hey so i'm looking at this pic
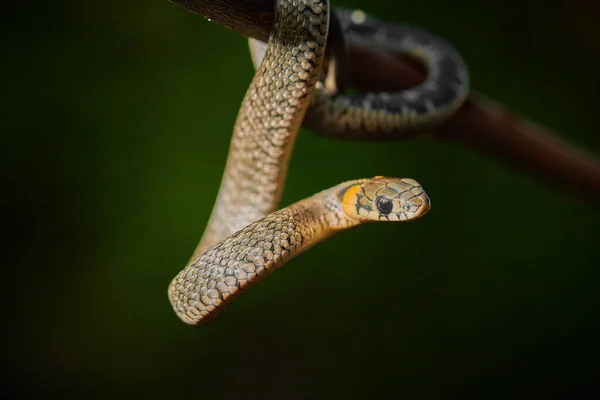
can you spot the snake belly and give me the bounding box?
[189,0,330,261]
[169,177,430,324]
[249,7,470,140]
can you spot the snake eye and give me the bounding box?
[375,196,393,215]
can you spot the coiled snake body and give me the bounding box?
[249,7,469,139]
[168,0,469,324]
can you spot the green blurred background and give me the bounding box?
[5,0,600,397]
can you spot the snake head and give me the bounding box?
[341,176,430,221]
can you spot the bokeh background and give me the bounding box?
[5,0,600,397]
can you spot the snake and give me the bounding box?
[168,0,468,324]
[169,176,430,324]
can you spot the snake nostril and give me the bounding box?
[414,194,431,216]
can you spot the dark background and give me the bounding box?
[4,0,600,397]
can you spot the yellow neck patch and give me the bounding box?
[341,184,363,216]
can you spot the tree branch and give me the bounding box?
[171,0,273,41]
[349,46,600,203]
[169,0,600,203]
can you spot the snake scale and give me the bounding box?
[168,0,469,324]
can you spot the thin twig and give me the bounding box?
[169,0,600,203]
[172,0,273,41]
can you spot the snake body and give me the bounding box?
[189,0,330,259]
[169,177,430,324]
[249,7,470,140]
[168,0,468,324]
